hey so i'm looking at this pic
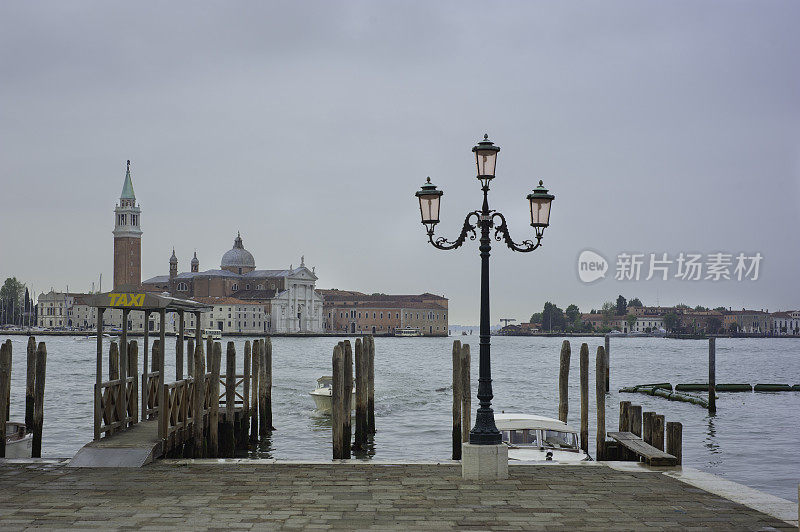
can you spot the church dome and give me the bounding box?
[221,232,255,273]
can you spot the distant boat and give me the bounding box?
[394,326,422,337]
[184,329,222,340]
[3,421,32,458]
[77,333,116,340]
[461,331,468,336]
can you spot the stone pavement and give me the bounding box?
[0,461,794,530]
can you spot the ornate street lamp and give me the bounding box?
[415,134,555,445]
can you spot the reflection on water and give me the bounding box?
[704,415,720,454]
[0,334,797,502]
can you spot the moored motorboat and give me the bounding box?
[495,413,591,462]
[3,421,32,459]
[309,376,355,415]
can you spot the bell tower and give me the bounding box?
[113,160,142,290]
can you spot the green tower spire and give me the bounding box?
[121,159,135,200]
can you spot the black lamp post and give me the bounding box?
[415,134,555,445]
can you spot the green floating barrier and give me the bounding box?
[716,384,752,392]
[635,382,672,391]
[793,385,800,391]
[754,383,792,392]
[675,383,709,392]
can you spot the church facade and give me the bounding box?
[141,235,324,334]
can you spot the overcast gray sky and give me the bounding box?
[1,1,798,324]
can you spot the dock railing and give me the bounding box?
[94,376,137,439]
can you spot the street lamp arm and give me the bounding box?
[428,211,481,250]
[491,212,542,253]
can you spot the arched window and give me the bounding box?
[176,282,188,291]
[232,283,239,291]
[246,284,250,290]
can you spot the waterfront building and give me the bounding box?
[770,311,800,336]
[633,316,664,333]
[726,309,771,334]
[174,297,268,335]
[142,236,324,333]
[319,290,448,336]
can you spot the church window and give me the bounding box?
[232,284,239,291]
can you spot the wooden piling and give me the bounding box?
[222,342,236,457]
[32,342,47,458]
[176,309,185,380]
[579,343,589,454]
[452,340,462,460]
[343,340,353,457]
[242,340,251,445]
[558,340,571,423]
[192,343,205,458]
[629,404,642,438]
[258,339,269,437]
[206,337,213,375]
[208,342,221,457]
[264,336,273,431]
[109,342,120,381]
[652,414,665,451]
[367,335,375,434]
[0,341,10,457]
[619,401,631,432]
[129,341,139,423]
[642,411,654,446]
[595,345,606,460]
[151,340,161,376]
[332,343,345,459]
[666,421,682,464]
[251,340,260,440]
[26,337,36,430]
[460,343,471,444]
[354,338,367,451]
[604,335,610,393]
[186,338,194,377]
[708,338,716,414]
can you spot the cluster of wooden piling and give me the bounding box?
[556,341,602,456]
[96,335,276,459]
[0,338,47,458]
[162,338,274,458]
[451,340,470,460]
[331,337,375,459]
[607,401,682,466]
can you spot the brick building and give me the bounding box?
[319,290,448,336]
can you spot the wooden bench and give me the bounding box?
[607,431,677,466]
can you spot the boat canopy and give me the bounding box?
[494,413,579,434]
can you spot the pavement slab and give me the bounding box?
[0,461,795,531]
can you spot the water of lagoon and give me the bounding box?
[1,334,798,502]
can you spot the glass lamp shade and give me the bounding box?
[527,180,555,227]
[415,177,443,226]
[472,134,500,182]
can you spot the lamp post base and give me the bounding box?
[461,443,509,481]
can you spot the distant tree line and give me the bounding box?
[0,277,35,326]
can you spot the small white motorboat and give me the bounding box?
[495,413,591,462]
[3,421,32,459]
[309,376,355,415]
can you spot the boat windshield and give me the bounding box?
[542,430,578,450]
[501,429,539,447]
